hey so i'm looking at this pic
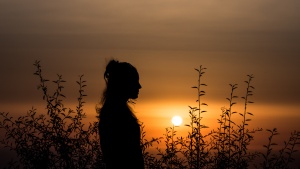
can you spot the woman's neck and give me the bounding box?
[105,96,128,106]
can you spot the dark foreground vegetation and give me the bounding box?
[1,61,299,169]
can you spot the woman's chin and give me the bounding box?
[130,94,139,99]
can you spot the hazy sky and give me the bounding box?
[0,1,300,165]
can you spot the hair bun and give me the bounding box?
[104,59,119,79]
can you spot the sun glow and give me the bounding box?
[171,116,182,126]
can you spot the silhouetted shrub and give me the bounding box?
[143,66,300,169]
[0,61,105,169]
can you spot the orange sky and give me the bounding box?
[1,0,300,166]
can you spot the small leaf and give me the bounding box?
[247,112,253,116]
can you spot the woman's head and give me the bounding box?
[102,59,141,103]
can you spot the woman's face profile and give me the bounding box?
[126,71,142,99]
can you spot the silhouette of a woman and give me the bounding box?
[98,59,144,169]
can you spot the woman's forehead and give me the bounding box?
[130,70,139,79]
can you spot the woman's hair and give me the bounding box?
[97,59,139,121]
[101,59,138,104]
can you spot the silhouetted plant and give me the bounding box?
[0,61,105,168]
[152,66,299,169]
[256,128,300,169]
[157,127,186,169]
[140,122,162,169]
[178,66,212,169]
[210,75,263,169]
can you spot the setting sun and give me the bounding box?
[171,116,183,126]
